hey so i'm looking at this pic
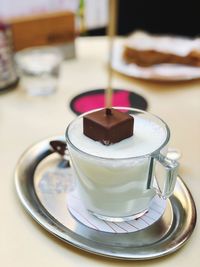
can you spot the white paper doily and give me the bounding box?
[68,190,166,234]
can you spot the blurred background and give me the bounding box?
[1,0,200,94]
[1,0,200,38]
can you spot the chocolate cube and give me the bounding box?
[83,108,134,145]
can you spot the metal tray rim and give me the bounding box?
[14,136,197,260]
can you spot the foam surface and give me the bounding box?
[68,115,167,158]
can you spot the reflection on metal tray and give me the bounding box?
[15,136,197,260]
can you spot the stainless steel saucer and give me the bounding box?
[15,136,197,260]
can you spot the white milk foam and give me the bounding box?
[68,115,167,158]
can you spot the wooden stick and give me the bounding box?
[106,0,118,109]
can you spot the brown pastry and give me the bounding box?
[123,31,200,67]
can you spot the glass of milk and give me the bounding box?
[65,108,179,222]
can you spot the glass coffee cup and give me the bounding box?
[65,108,179,222]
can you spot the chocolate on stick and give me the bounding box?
[83,108,134,145]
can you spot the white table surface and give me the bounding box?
[0,37,199,267]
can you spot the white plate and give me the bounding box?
[112,42,200,81]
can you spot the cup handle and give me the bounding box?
[152,153,179,199]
